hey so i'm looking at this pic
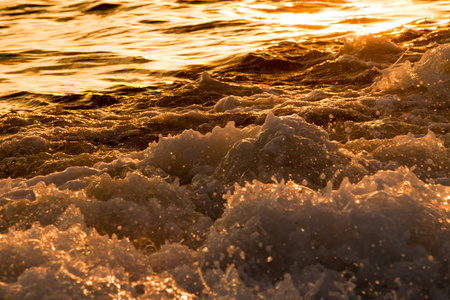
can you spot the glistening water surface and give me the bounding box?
[0,0,448,95]
[0,0,449,299]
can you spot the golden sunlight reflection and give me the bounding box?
[0,0,447,95]
[230,0,437,39]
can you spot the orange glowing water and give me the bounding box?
[0,0,448,95]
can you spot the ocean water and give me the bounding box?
[0,0,449,298]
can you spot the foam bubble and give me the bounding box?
[373,43,450,97]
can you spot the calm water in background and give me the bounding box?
[0,0,448,96]
[0,1,450,299]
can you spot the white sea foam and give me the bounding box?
[373,43,450,97]
[0,166,448,299]
[133,119,261,180]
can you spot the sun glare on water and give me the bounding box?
[230,0,440,40]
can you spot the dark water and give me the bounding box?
[0,0,449,299]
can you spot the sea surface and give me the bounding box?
[0,0,449,299]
